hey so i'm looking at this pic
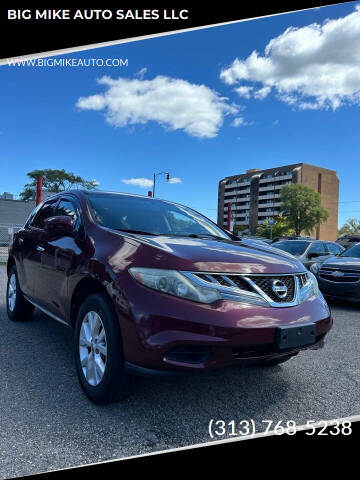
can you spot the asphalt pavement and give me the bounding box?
[0,264,359,478]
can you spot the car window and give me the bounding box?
[341,243,360,258]
[25,203,43,227]
[326,243,342,255]
[271,240,309,256]
[55,198,81,228]
[166,210,205,235]
[308,242,327,256]
[87,194,231,239]
[30,198,59,230]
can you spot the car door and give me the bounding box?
[15,198,59,300]
[34,196,85,320]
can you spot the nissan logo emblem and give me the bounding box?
[271,279,288,299]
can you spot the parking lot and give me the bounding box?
[0,263,359,478]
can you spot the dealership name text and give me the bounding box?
[7,9,189,20]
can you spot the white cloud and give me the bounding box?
[232,116,254,127]
[254,86,271,100]
[122,177,182,188]
[122,178,153,188]
[234,86,253,99]
[168,177,182,184]
[76,74,239,138]
[220,6,360,110]
[135,67,147,80]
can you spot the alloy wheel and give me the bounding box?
[79,311,108,386]
[7,273,17,312]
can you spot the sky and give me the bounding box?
[1,2,360,228]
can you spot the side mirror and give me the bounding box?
[44,216,74,234]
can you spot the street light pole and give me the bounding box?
[153,172,170,198]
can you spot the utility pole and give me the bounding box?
[36,176,43,205]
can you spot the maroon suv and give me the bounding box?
[6,190,332,404]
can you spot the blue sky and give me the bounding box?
[1,2,360,227]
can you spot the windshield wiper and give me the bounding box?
[186,233,231,241]
[116,229,157,236]
[116,230,233,241]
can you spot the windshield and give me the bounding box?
[87,194,231,239]
[340,244,360,258]
[272,240,310,256]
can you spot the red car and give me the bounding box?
[6,190,332,404]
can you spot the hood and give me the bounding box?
[321,255,360,271]
[122,233,305,274]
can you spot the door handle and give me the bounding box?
[36,245,45,252]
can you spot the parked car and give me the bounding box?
[310,243,360,302]
[336,235,360,249]
[239,235,271,247]
[6,190,332,404]
[271,239,344,270]
[271,235,315,243]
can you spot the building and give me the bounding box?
[0,198,36,248]
[218,163,339,241]
[0,190,56,250]
[0,198,36,225]
[28,189,56,201]
[0,192,14,200]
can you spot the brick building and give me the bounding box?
[218,163,339,240]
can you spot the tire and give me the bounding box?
[74,292,129,404]
[6,265,34,321]
[259,353,298,367]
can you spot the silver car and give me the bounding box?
[271,239,345,270]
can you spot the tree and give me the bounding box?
[338,218,360,236]
[20,169,99,201]
[279,183,328,236]
[255,214,294,239]
[233,224,248,236]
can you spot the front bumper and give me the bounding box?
[112,279,332,373]
[318,277,360,302]
[125,333,329,376]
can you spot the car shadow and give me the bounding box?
[0,296,345,475]
[0,305,292,434]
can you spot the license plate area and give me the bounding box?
[275,323,316,350]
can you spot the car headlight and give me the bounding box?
[299,271,319,302]
[309,262,320,275]
[129,268,221,304]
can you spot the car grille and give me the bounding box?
[193,273,254,292]
[319,267,360,283]
[247,275,296,303]
[193,272,306,304]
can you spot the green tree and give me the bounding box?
[255,214,294,239]
[233,224,248,236]
[279,183,328,236]
[20,169,98,200]
[338,218,360,236]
